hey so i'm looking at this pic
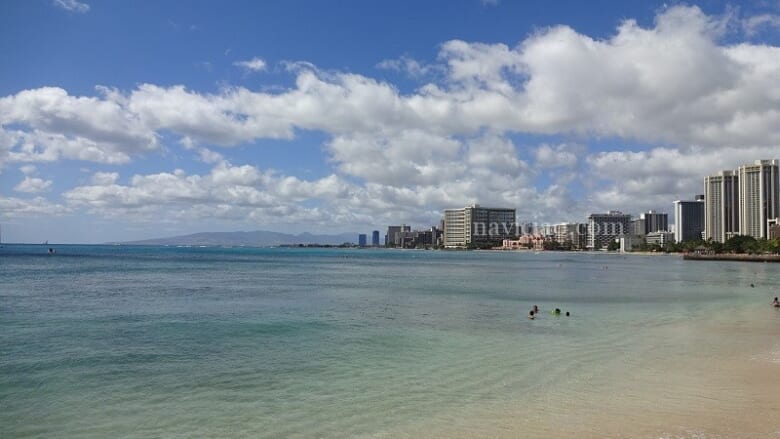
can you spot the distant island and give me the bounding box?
[110,230,357,247]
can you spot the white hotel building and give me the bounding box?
[704,170,739,243]
[737,159,779,239]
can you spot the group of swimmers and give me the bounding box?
[528,305,570,320]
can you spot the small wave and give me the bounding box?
[749,344,780,364]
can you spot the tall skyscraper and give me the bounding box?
[358,234,367,247]
[442,205,516,248]
[737,159,780,239]
[371,230,380,247]
[673,195,705,243]
[586,211,631,249]
[640,210,669,234]
[704,170,739,243]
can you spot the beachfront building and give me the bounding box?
[443,205,516,248]
[587,211,631,250]
[371,230,380,247]
[673,195,705,243]
[737,159,780,239]
[704,170,739,243]
[618,235,644,253]
[358,234,367,247]
[551,223,587,250]
[646,231,675,249]
[640,210,669,234]
[631,218,645,237]
[385,224,410,247]
[501,235,546,251]
[769,218,780,240]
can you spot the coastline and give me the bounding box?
[683,253,780,262]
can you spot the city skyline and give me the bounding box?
[2,1,780,243]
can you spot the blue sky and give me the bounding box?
[1,0,779,243]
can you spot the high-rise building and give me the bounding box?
[673,195,705,243]
[737,159,780,239]
[358,234,367,247]
[704,170,739,243]
[371,230,380,247]
[442,205,516,248]
[551,223,587,249]
[385,224,410,247]
[587,211,631,250]
[640,210,668,234]
[631,218,645,237]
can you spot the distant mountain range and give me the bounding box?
[112,230,358,247]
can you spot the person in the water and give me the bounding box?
[528,310,536,320]
[772,297,780,308]
[553,308,561,316]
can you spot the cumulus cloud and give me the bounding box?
[585,145,780,214]
[14,176,53,193]
[0,196,69,218]
[0,86,158,166]
[2,5,779,227]
[234,57,267,72]
[63,162,353,222]
[534,144,582,169]
[91,171,119,185]
[5,7,778,161]
[52,0,89,13]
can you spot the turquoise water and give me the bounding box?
[1,245,778,438]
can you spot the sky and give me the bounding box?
[1,0,780,243]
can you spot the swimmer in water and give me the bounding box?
[528,310,536,320]
[533,305,539,314]
[565,311,570,316]
[772,297,780,308]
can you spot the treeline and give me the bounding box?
[670,235,780,254]
[542,235,780,254]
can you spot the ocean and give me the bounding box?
[1,245,778,438]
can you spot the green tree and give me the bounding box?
[724,235,758,253]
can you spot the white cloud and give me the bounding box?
[234,57,267,72]
[2,5,779,228]
[0,196,69,218]
[19,165,37,175]
[63,162,354,222]
[14,176,53,193]
[534,144,582,169]
[52,0,90,13]
[0,86,158,166]
[585,145,780,214]
[91,171,119,185]
[743,14,780,36]
[5,7,778,161]
[197,147,224,164]
[376,56,441,78]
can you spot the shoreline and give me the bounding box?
[684,253,780,262]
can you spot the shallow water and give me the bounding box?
[1,246,778,438]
